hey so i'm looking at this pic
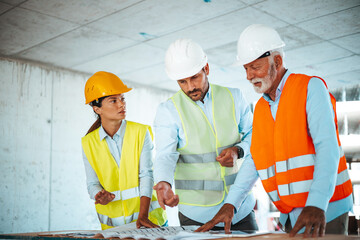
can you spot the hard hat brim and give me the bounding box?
[85,87,132,105]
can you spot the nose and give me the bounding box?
[188,80,196,91]
[117,99,125,108]
[246,69,254,81]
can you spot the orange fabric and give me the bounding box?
[276,166,314,185]
[251,73,353,213]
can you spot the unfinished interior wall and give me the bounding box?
[0,57,173,233]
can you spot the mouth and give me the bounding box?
[252,81,261,87]
[189,90,201,97]
[119,110,126,114]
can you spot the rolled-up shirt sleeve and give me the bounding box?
[225,88,257,210]
[305,77,340,211]
[225,155,258,212]
[235,89,253,158]
[82,149,103,200]
[153,101,180,186]
[139,130,155,198]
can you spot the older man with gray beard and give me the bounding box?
[198,24,353,238]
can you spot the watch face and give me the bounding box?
[236,146,243,159]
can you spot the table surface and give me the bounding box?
[0,231,359,240]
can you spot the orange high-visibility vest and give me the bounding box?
[251,73,353,213]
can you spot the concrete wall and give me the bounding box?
[0,57,173,233]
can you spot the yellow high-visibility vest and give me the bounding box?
[171,84,242,206]
[82,121,166,229]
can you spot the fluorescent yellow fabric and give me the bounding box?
[171,84,241,206]
[82,121,166,229]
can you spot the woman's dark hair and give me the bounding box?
[86,96,106,135]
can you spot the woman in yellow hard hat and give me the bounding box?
[81,71,166,230]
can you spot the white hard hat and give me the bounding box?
[234,24,285,66]
[165,39,208,80]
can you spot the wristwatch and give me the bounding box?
[235,145,244,159]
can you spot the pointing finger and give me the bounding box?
[224,219,231,234]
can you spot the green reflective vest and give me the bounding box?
[171,84,242,206]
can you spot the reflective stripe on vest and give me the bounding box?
[97,200,162,226]
[257,146,344,181]
[98,211,138,226]
[257,165,275,180]
[257,146,351,198]
[111,187,140,201]
[175,173,238,191]
[268,190,280,202]
[336,168,351,186]
[339,146,345,158]
[276,154,315,173]
[278,168,351,197]
[178,145,229,164]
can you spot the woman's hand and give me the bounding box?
[136,196,160,228]
[136,216,159,228]
[95,189,115,205]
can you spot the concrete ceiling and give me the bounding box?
[0,0,359,103]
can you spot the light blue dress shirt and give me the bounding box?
[82,120,154,200]
[260,70,353,229]
[153,84,257,226]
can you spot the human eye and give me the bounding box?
[192,74,200,80]
[107,98,116,103]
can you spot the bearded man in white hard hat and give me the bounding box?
[223,24,352,237]
[153,39,258,233]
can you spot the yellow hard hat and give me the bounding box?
[84,71,132,104]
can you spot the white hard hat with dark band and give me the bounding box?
[234,24,285,66]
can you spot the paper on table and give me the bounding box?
[39,224,274,240]
[172,230,274,239]
[100,225,198,239]
[38,230,100,237]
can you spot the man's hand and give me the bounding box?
[195,203,235,234]
[95,189,115,205]
[153,181,179,210]
[290,206,326,238]
[216,147,238,167]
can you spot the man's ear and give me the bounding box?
[274,55,283,70]
[204,63,210,75]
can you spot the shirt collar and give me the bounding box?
[262,70,291,103]
[99,120,127,141]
